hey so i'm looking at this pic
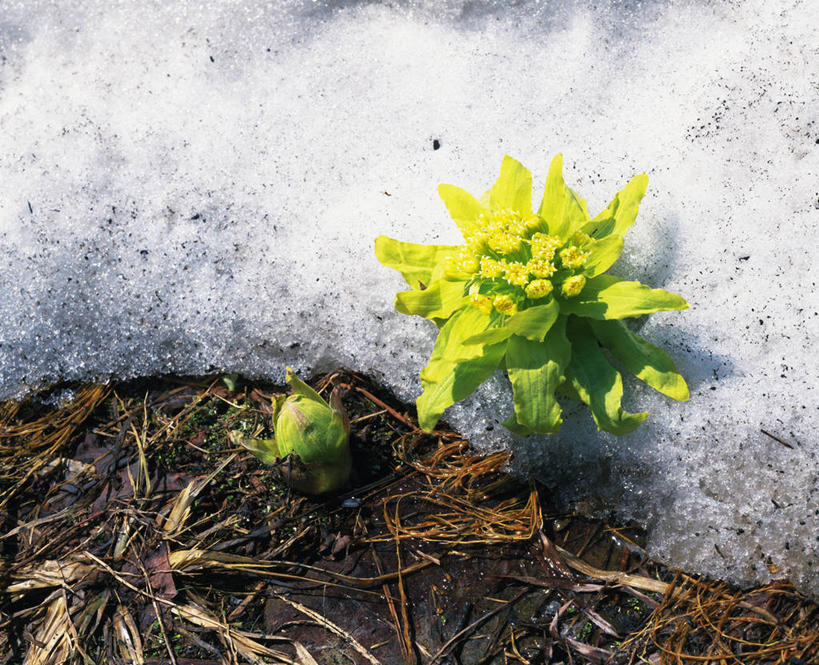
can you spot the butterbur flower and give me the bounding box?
[561,275,586,298]
[559,246,589,270]
[375,154,689,437]
[231,368,351,494]
[470,293,493,315]
[525,279,553,300]
[493,294,518,315]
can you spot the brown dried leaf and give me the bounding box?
[8,557,100,594]
[113,604,144,665]
[144,544,177,600]
[293,642,320,665]
[23,596,71,665]
[172,602,295,664]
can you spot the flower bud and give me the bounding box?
[232,368,351,494]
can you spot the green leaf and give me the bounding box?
[582,234,625,277]
[395,279,468,320]
[417,307,507,431]
[438,184,486,239]
[286,367,326,404]
[221,373,239,391]
[589,319,689,400]
[557,275,689,319]
[505,316,571,434]
[463,327,513,345]
[506,299,559,341]
[565,318,648,435]
[608,173,648,237]
[375,235,459,289]
[490,155,533,215]
[583,214,615,240]
[582,173,648,239]
[538,154,589,240]
[556,380,583,401]
[502,414,534,436]
[229,431,282,466]
[419,307,497,383]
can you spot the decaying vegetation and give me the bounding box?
[1,375,816,664]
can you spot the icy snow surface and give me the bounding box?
[0,0,817,594]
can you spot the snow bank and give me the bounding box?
[0,0,816,595]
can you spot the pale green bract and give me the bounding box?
[230,368,351,494]
[375,155,689,436]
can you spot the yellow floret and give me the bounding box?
[530,244,556,262]
[530,233,561,261]
[443,250,476,275]
[559,246,589,270]
[493,294,518,316]
[530,232,561,249]
[503,261,529,287]
[457,251,479,274]
[561,275,586,298]
[526,258,556,279]
[488,232,522,255]
[494,207,520,231]
[466,231,489,254]
[501,209,526,236]
[524,215,543,233]
[470,293,493,315]
[484,220,504,237]
[443,248,481,274]
[487,231,506,253]
[477,214,500,241]
[507,235,523,253]
[479,257,504,279]
[525,279,554,300]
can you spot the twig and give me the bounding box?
[760,429,794,449]
[394,500,419,665]
[271,593,383,665]
[135,555,178,665]
[427,589,528,665]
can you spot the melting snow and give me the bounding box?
[0,0,817,595]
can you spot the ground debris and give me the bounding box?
[1,374,817,665]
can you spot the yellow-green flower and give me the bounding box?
[526,279,554,300]
[479,257,504,279]
[488,231,522,254]
[503,262,529,287]
[561,274,586,297]
[493,294,518,315]
[470,293,493,315]
[466,232,489,254]
[527,257,556,279]
[559,246,589,270]
[375,154,689,437]
[531,232,561,251]
[457,250,479,274]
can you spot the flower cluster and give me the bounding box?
[375,154,689,438]
[446,207,591,314]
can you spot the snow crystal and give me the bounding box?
[0,0,817,595]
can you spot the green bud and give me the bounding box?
[231,368,351,494]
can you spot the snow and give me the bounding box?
[0,0,817,595]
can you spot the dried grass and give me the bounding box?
[623,577,818,665]
[1,375,816,665]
